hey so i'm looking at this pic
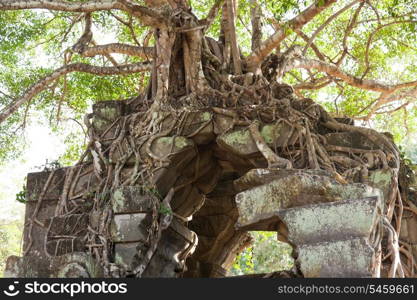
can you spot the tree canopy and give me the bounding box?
[0,0,416,164]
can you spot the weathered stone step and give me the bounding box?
[297,237,377,277]
[277,196,382,245]
[235,170,382,230]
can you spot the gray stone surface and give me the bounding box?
[115,242,140,269]
[325,132,380,150]
[110,213,150,242]
[277,196,382,245]
[217,122,293,157]
[235,172,382,230]
[4,252,102,278]
[297,238,376,277]
[111,186,154,214]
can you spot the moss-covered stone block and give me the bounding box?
[235,172,382,230]
[217,122,292,157]
[92,100,125,135]
[111,186,155,214]
[368,169,394,201]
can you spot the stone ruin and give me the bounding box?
[4,91,417,278]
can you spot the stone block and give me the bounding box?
[22,200,58,258]
[325,132,380,150]
[46,238,85,256]
[142,220,195,277]
[368,169,394,201]
[54,252,103,278]
[180,111,215,145]
[27,168,67,201]
[149,136,195,161]
[3,255,49,278]
[171,185,205,218]
[233,168,330,192]
[115,242,139,269]
[110,213,150,242]
[92,100,125,137]
[235,172,382,230]
[114,218,195,274]
[47,213,89,236]
[4,252,102,278]
[111,186,154,214]
[216,122,293,157]
[70,164,100,198]
[297,238,377,277]
[277,196,382,245]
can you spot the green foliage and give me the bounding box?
[229,232,294,276]
[15,185,27,204]
[0,220,22,277]
[158,204,173,216]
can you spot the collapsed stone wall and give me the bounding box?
[4,87,417,278]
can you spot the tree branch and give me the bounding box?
[250,0,262,51]
[302,0,359,55]
[294,29,327,61]
[0,0,118,12]
[364,20,417,77]
[358,87,417,120]
[200,0,223,29]
[335,0,364,66]
[226,0,241,74]
[79,43,154,59]
[288,57,417,93]
[0,0,165,26]
[0,62,152,124]
[245,0,338,71]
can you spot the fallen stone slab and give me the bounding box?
[235,172,382,230]
[233,168,330,192]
